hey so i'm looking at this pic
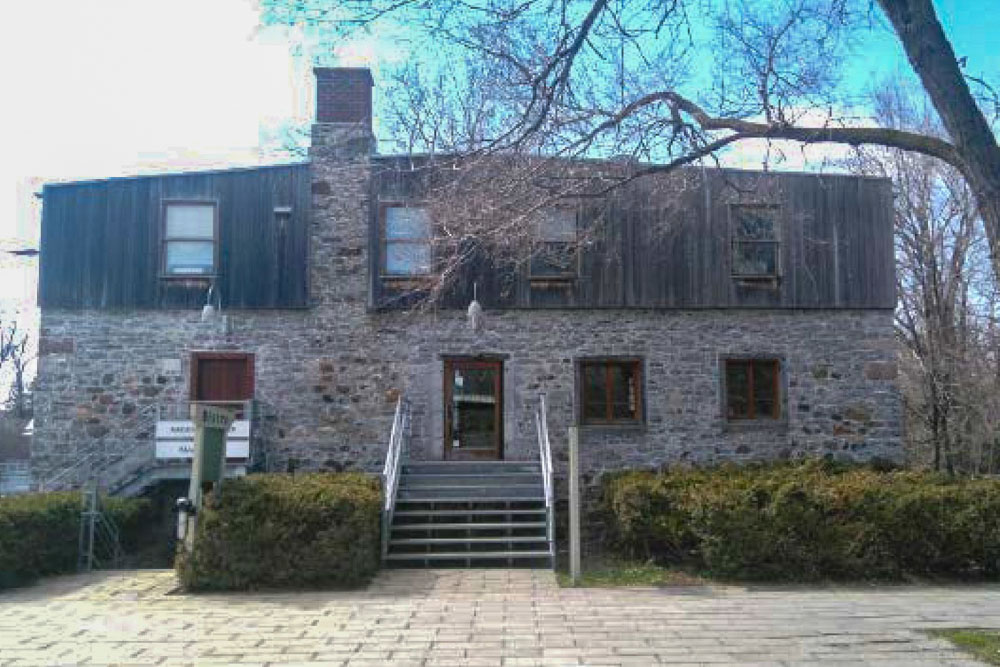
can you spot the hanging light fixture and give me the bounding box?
[467,282,483,333]
[201,282,221,323]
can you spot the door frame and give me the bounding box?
[443,357,504,460]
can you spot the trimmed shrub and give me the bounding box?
[603,460,1000,581]
[0,492,152,589]
[176,473,381,591]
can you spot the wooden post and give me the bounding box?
[568,425,581,585]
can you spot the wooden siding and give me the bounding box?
[371,164,895,310]
[40,164,310,309]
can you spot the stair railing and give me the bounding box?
[535,394,556,566]
[381,397,411,560]
[39,403,159,492]
[77,482,123,572]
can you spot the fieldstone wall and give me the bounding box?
[32,119,903,486]
[33,305,901,481]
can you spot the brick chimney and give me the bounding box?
[314,67,373,126]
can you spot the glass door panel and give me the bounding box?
[444,360,502,460]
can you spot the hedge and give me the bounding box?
[176,473,381,591]
[0,492,152,589]
[603,460,1000,581]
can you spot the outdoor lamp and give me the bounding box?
[201,283,221,323]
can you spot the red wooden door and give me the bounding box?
[190,352,255,402]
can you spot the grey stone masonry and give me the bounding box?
[31,117,902,484]
[33,305,901,480]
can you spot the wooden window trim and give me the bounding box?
[160,199,220,280]
[578,358,644,425]
[529,208,580,282]
[725,358,781,421]
[730,203,780,280]
[189,351,255,402]
[379,202,433,278]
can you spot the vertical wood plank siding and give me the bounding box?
[40,164,310,309]
[372,163,895,310]
[40,160,893,311]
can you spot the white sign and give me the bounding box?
[155,439,250,460]
[156,420,249,440]
[155,419,251,460]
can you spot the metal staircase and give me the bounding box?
[385,461,552,566]
[381,396,556,568]
[37,399,276,496]
[35,399,278,573]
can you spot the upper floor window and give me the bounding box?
[382,205,432,277]
[163,201,217,277]
[731,205,779,278]
[579,358,643,425]
[724,358,780,420]
[530,209,578,280]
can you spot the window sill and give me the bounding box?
[159,274,216,282]
[732,275,781,285]
[529,277,577,287]
[381,274,433,282]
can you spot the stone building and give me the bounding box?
[32,68,901,526]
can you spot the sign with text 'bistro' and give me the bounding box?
[154,420,250,460]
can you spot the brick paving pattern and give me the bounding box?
[1,569,998,666]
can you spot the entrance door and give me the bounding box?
[190,352,255,403]
[444,359,503,460]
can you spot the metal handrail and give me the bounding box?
[381,397,411,560]
[39,403,160,492]
[40,399,256,494]
[535,394,556,565]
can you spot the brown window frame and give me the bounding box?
[529,208,580,282]
[578,358,644,425]
[730,203,780,280]
[379,202,433,278]
[724,358,781,420]
[161,199,220,279]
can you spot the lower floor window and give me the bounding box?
[579,359,643,424]
[725,358,780,420]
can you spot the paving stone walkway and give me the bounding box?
[1,568,999,666]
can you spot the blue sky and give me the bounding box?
[0,0,996,326]
[841,0,999,96]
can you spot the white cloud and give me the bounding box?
[714,107,868,173]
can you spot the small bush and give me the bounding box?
[603,461,1000,581]
[0,492,152,589]
[176,473,381,591]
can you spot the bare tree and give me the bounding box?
[850,83,1000,473]
[0,318,31,418]
[262,0,1000,284]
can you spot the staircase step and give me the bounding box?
[390,536,548,546]
[398,495,545,504]
[400,473,542,487]
[393,508,547,517]
[384,550,551,562]
[393,521,546,531]
[398,487,544,501]
[403,462,541,475]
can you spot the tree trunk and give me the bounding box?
[878,0,1000,281]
